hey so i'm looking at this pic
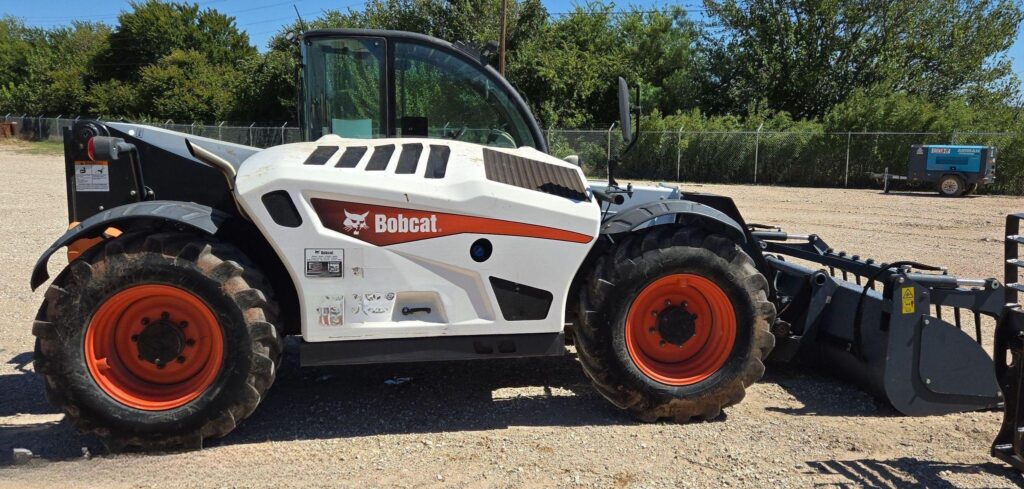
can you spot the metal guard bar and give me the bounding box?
[993,213,1024,471]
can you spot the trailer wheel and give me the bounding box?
[575,226,775,422]
[938,175,966,197]
[32,232,281,451]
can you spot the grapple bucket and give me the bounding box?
[756,228,1003,416]
[993,213,1024,471]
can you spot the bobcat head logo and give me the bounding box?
[342,210,369,235]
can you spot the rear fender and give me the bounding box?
[30,201,228,290]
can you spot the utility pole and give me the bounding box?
[499,0,508,75]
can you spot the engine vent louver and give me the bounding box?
[396,143,423,174]
[336,146,367,168]
[482,148,589,201]
[365,144,395,171]
[425,145,450,179]
[303,146,338,165]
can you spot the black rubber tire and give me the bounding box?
[937,175,966,197]
[32,232,282,451]
[575,225,775,422]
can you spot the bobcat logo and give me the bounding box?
[342,210,369,235]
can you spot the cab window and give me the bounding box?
[394,41,535,149]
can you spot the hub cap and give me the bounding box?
[625,274,737,386]
[84,284,224,411]
[941,179,960,194]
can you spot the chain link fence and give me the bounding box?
[548,128,1020,193]
[5,114,1020,193]
[2,114,303,147]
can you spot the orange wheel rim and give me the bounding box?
[625,274,737,386]
[84,284,224,411]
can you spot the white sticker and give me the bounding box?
[74,161,110,192]
[349,292,395,322]
[305,248,344,277]
[315,295,345,326]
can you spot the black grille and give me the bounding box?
[482,148,589,201]
[336,146,367,168]
[303,146,338,165]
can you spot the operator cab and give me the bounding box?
[300,29,547,152]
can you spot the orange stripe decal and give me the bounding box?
[311,199,593,246]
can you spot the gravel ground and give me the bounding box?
[1,141,1023,488]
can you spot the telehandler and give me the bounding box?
[27,30,1024,467]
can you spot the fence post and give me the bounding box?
[753,122,764,183]
[844,131,851,187]
[951,129,957,145]
[280,122,288,145]
[676,125,685,182]
[606,122,616,162]
[218,121,225,140]
[191,122,197,135]
[249,122,256,147]
[37,114,44,140]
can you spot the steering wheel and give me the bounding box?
[447,124,467,140]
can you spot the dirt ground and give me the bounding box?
[1,141,1023,488]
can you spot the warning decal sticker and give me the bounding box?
[74,161,110,192]
[315,295,345,326]
[901,287,915,314]
[349,292,395,322]
[305,248,344,278]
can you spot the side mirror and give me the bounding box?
[617,77,632,143]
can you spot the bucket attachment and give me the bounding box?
[993,213,1024,471]
[755,229,1003,416]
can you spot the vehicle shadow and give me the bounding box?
[760,363,896,418]
[215,345,626,448]
[0,344,630,462]
[804,457,1019,488]
[876,190,982,199]
[0,345,910,464]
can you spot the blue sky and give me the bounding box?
[5,0,1024,79]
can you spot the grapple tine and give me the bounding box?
[758,231,1003,416]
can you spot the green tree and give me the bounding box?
[699,0,1023,119]
[136,49,239,121]
[95,0,255,81]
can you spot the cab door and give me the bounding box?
[301,30,546,152]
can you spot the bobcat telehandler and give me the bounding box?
[27,29,1024,464]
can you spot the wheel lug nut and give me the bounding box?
[141,317,150,325]
[161,312,170,320]
[659,340,666,347]
[651,311,658,317]
[179,321,188,328]
[131,334,139,342]
[664,300,671,306]
[648,327,656,333]
[186,339,196,347]
[176,356,186,363]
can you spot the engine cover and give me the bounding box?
[235,136,600,342]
